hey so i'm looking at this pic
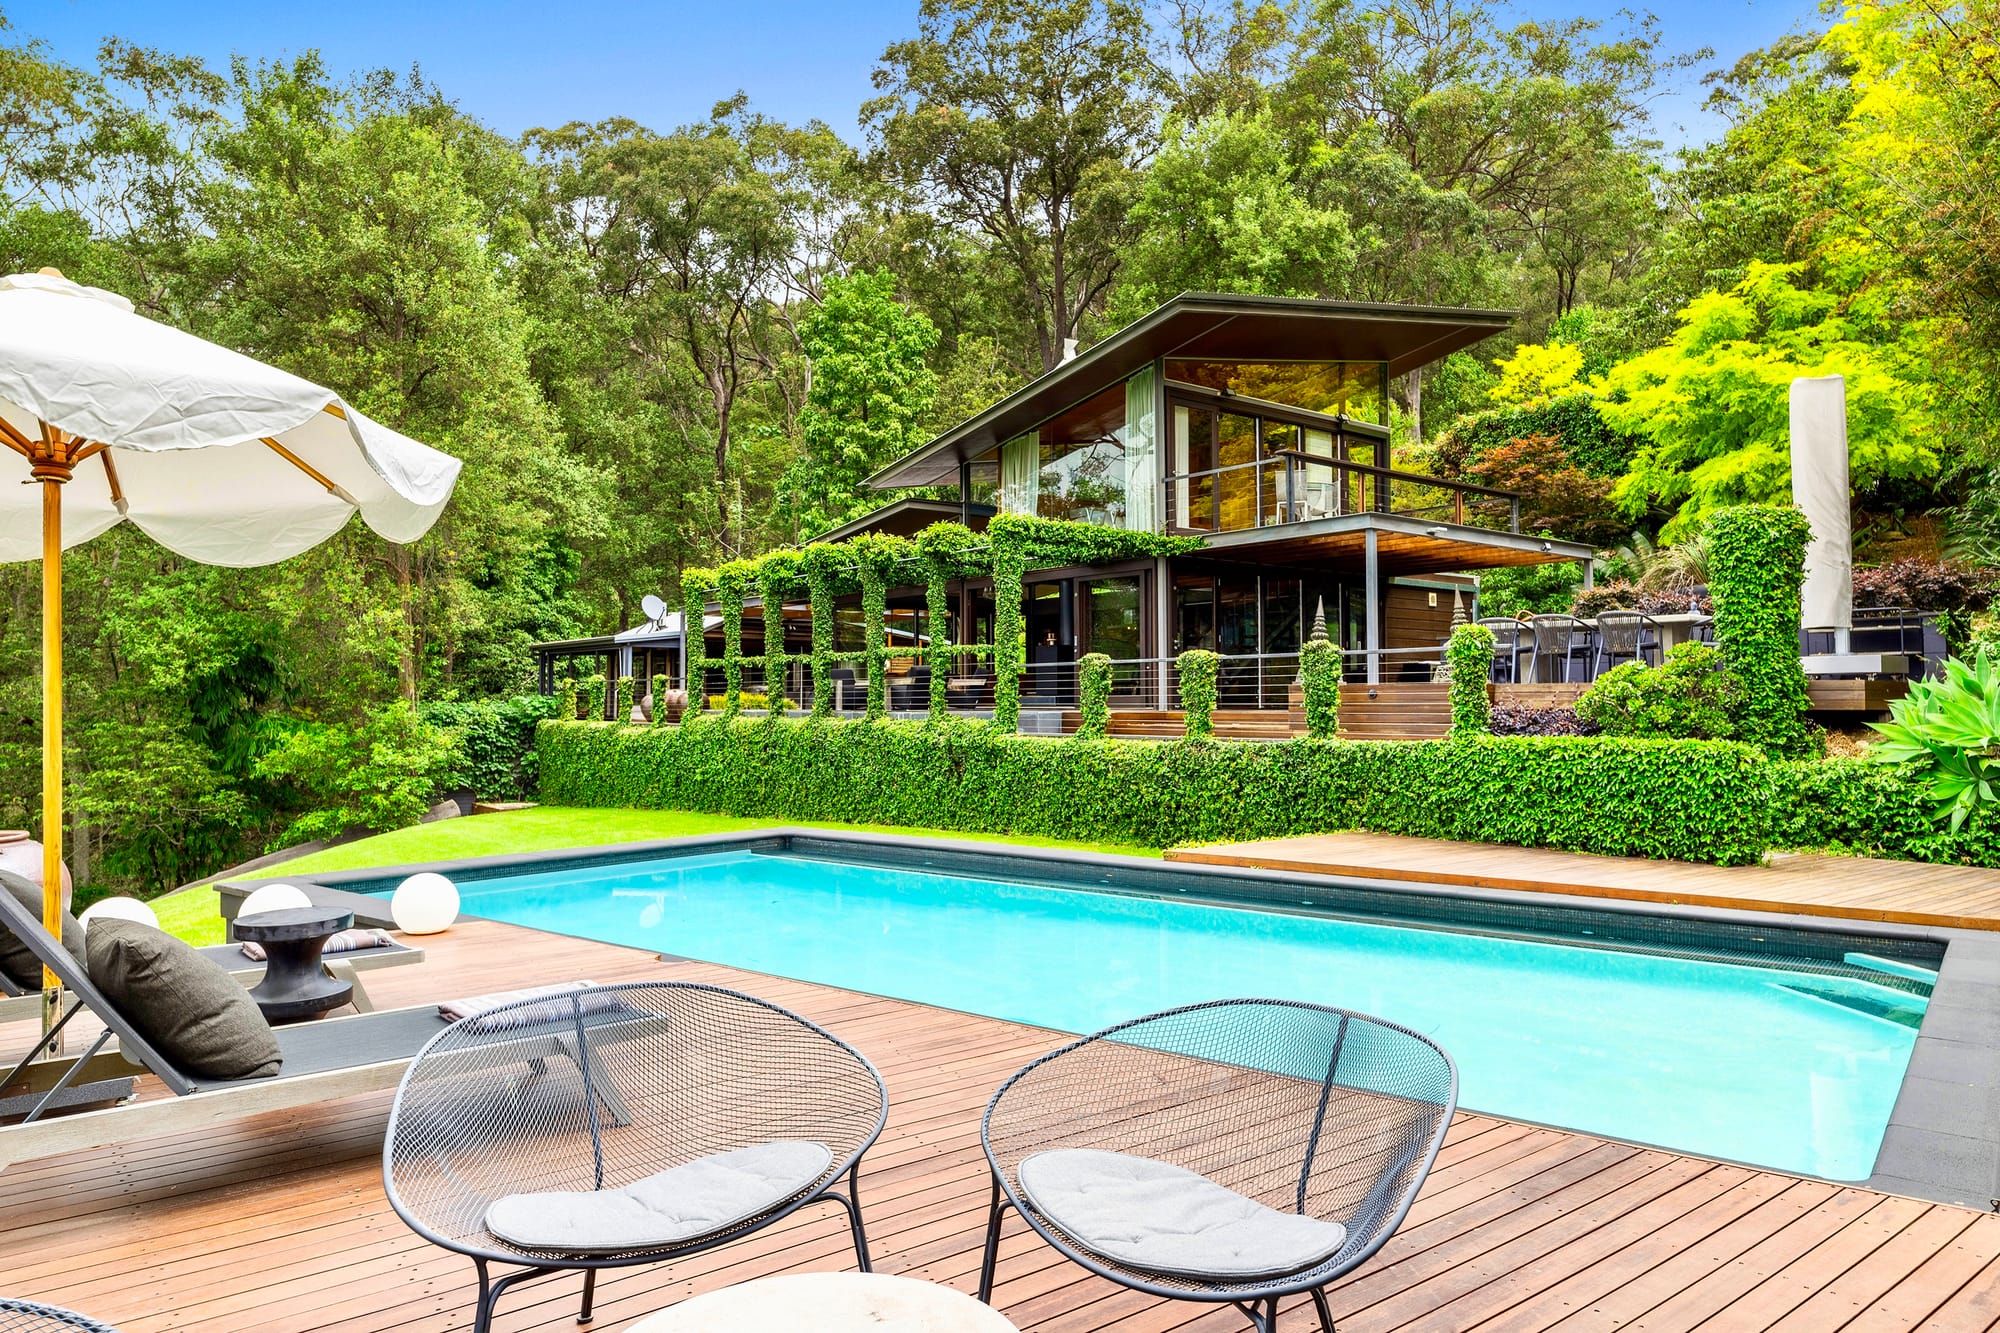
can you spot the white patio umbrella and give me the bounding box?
[0,268,461,1029]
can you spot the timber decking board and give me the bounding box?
[0,917,1994,1332]
[1167,830,2000,932]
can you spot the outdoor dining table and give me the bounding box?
[1496,611,1711,683]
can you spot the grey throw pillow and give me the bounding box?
[87,918,282,1080]
[0,867,86,989]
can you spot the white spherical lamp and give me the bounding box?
[78,896,159,932]
[239,882,312,919]
[391,872,459,935]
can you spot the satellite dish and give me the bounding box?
[641,593,668,623]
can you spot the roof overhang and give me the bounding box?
[808,498,995,544]
[1196,514,1592,576]
[869,292,1513,488]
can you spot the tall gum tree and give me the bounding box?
[866,0,1161,371]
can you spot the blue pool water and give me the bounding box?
[432,849,1927,1180]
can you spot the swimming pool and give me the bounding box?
[394,843,1933,1181]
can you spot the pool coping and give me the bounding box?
[216,828,2000,1212]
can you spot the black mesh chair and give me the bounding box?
[1594,610,1662,674]
[383,982,887,1333]
[1476,617,1525,683]
[977,999,1456,1333]
[1527,614,1595,683]
[0,1301,118,1332]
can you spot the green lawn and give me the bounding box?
[154,807,1156,946]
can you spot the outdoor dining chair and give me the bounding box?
[1476,617,1525,683]
[0,1299,119,1332]
[977,998,1456,1333]
[1527,614,1596,683]
[1594,610,1662,674]
[384,981,887,1333]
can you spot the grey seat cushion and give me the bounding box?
[485,1139,834,1254]
[0,867,85,989]
[1018,1149,1348,1281]
[87,917,282,1080]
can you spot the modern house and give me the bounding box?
[537,292,1606,730]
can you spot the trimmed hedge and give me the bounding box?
[537,718,1776,865]
[1446,624,1495,736]
[1771,759,2000,865]
[1707,505,1815,757]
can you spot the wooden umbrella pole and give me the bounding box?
[38,473,62,1040]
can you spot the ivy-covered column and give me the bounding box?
[715,564,750,718]
[1707,504,1814,755]
[803,547,836,718]
[990,532,1027,731]
[758,552,800,717]
[925,564,951,719]
[679,568,716,716]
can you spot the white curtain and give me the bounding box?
[999,433,1039,515]
[1122,366,1158,532]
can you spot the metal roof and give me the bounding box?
[868,292,1512,488]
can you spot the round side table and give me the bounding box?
[233,906,355,1023]
[626,1272,1021,1332]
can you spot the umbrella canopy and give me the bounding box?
[0,269,461,1031]
[0,270,460,564]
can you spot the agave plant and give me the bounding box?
[1869,649,2000,828]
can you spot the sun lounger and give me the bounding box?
[0,889,612,1172]
[0,936,425,1023]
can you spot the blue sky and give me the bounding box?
[18,0,1826,147]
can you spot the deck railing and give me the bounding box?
[1165,450,1521,535]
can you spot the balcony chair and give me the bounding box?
[977,998,1456,1333]
[1526,614,1596,683]
[1476,617,1525,684]
[384,981,887,1333]
[889,664,932,711]
[0,1300,119,1332]
[1593,611,1662,675]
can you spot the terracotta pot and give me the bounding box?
[0,831,73,901]
[658,689,689,724]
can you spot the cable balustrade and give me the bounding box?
[1165,450,1521,535]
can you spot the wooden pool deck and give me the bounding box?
[4,919,1999,1332]
[1167,832,2000,932]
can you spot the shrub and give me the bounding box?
[1491,704,1600,736]
[1177,650,1219,738]
[1706,505,1815,756]
[1433,392,1644,479]
[1771,757,2000,864]
[420,694,562,801]
[705,692,795,712]
[537,717,1777,864]
[1852,558,1996,613]
[256,702,458,848]
[1575,643,1742,740]
[583,677,608,721]
[1462,433,1627,546]
[1076,654,1113,739]
[1446,624,1494,736]
[616,676,635,721]
[1299,638,1341,739]
[1868,649,2000,829]
[1570,581,1711,619]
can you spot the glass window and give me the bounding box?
[1165,361,1389,424]
[1085,577,1143,662]
[1217,413,1257,531]
[1036,382,1127,525]
[1174,576,1216,653]
[1171,405,1215,531]
[965,457,1000,508]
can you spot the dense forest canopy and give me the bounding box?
[1,0,1995,893]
